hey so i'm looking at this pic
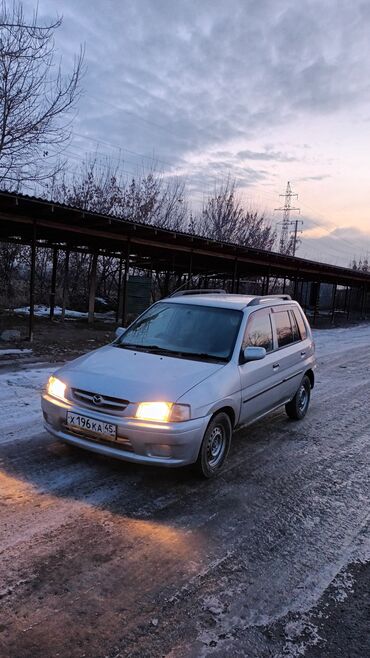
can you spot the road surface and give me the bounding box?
[0,325,369,657]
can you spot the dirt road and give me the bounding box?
[0,325,369,657]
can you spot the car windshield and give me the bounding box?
[116,302,243,361]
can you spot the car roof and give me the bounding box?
[163,294,298,311]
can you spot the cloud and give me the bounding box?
[20,0,370,266]
[25,0,370,166]
[237,149,297,162]
[297,175,331,182]
[299,223,370,266]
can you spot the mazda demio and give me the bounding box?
[42,291,316,477]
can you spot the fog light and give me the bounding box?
[148,444,172,458]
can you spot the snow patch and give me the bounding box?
[12,305,115,320]
[282,617,323,657]
[0,349,33,356]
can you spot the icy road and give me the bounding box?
[0,325,369,658]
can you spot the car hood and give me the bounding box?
[55,344,225,402]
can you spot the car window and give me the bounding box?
[289,309,300,342]
[117,302,243,361]
[274,310,294,348]
[243,310,273,353]
[292,308,307,340]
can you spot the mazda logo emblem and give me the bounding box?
[93,394,103,405]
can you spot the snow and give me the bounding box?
[0,323,368,448]
[0,322,369,656]
[313,323,370,356]
[12,305,115,320]
[0,365,53,443]
[0,349,33,356]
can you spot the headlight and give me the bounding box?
[47,376,66,400]
[135,401,190,422]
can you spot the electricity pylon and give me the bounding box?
[275,181,302,255]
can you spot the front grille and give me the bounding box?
[62,424,134,451]
[71,388,129,414]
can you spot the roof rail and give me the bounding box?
[171,288,227,297]
[247,294,292,307]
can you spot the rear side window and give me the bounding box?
[289,310,300,342]
[243,311,273,353]
[274,310,294,347]
[292,309,307,340]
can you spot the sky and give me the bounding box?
[22,0,370,265]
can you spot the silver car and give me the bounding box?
[42,292,316,477]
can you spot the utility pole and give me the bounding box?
[291,218,303,257]
[275,181,302,255]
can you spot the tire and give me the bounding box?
[196,412,232,478]
[285,375,311,420]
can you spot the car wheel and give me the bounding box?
[285,375,311,420]
[196,412,232,478]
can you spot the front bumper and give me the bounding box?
[41,394,210,467]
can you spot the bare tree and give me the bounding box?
[46,155,123,214]
[200,179,276,250]
[351,257,369,272]
[0,1,83,187]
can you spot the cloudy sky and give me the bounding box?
[23,0,370,265]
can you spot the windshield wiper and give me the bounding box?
[175,351,227,362]
[116,343,227,361]
[115,342,147,351]
[116,343,169,353]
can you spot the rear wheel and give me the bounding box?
[285,375,311,420]
[196,412,232,478]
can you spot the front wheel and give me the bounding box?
[196,412,232,478]
[285,375,311,420]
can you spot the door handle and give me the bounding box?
[300,351,306,357]
[273,363,280,370]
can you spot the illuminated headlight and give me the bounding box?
[47,376,66,400]
[135,402,190,422]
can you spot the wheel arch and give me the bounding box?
[305,369,315,389]
[211,405,236,429]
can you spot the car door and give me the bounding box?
[239,308,284,424]
[270,306,305,404]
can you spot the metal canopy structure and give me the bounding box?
[0,190,369,339]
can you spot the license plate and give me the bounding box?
[66,411,116,440]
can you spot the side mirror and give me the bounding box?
[242,346,266,363]
[115,327,126,338]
